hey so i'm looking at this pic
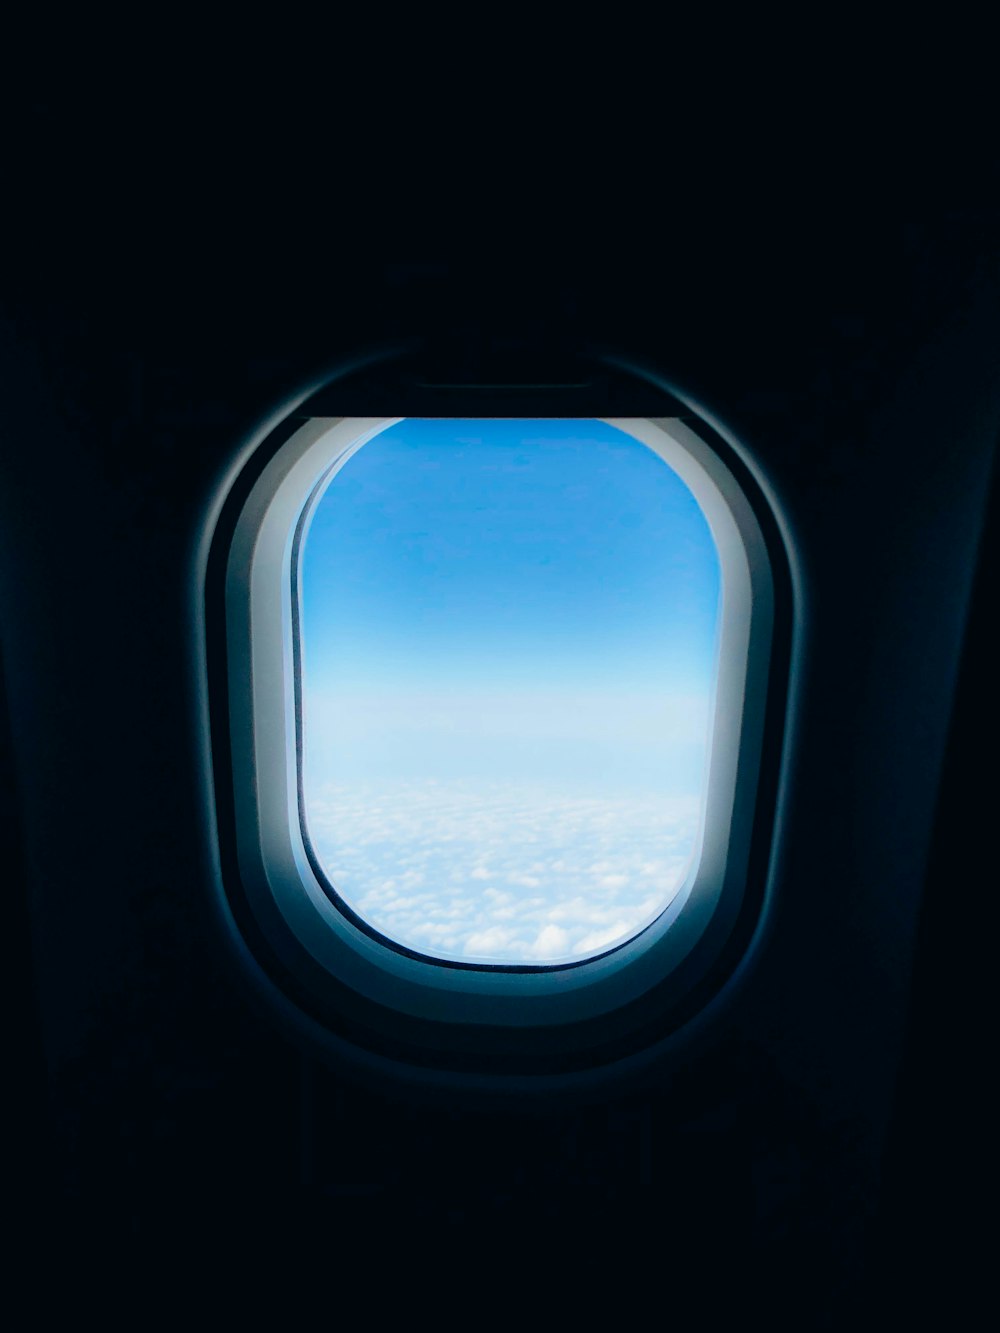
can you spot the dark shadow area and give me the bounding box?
[867,447,999,1319]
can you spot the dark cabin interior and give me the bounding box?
[2,106,997,1324]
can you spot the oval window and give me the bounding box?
[214,393,779,1073]
[297,419,721,966]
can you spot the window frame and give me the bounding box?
[221,412,776,1036]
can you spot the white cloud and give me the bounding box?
[526,925,571,960]
[306,780,700,964]
[464,926,518,958]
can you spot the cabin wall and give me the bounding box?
[3,232,997,1317]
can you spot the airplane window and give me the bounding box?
[297,419,721,965]
[216,403,776,1062]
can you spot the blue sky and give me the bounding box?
[298,419,720,962]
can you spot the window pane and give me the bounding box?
[298,420,720,964]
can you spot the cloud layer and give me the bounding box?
[305,781,701,963]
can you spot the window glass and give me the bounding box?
[298,420,720,964]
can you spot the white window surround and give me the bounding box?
[224,416,774,1030]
